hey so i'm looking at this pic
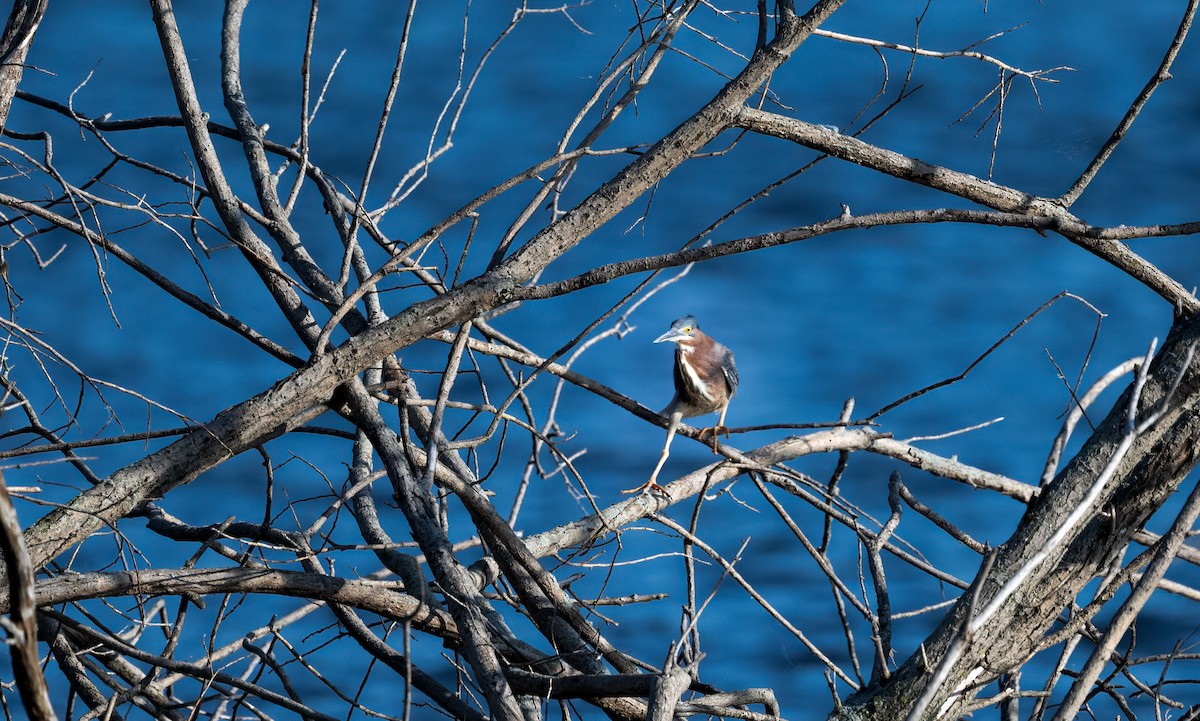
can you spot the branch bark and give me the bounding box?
[0,473,56,721]
[12,566,456,636]
[836,310,1200,719]
[16,0,848,605]
[731,106,1200,313]
[0,0,46,130]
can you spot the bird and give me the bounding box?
[624,315,739,495]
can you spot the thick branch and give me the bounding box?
[496,0,848,280]
[732,106,1200,313]
[0,0,46,129]
[16,0,849,597]
[838,310,1200,719]
[343,380,525,719]
[484,428,982,591]
[0,474,55,721]
[151,0,321,346]
[16,566,457,637]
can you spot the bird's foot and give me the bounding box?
[621,480,670,496]
[698,425,730,453]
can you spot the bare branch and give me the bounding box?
[1059,0,1199,206]
[0,472,55,721]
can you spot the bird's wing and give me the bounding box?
[720,345,739,397]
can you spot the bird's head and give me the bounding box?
[654,315,702,346]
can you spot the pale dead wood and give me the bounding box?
[3,1,1200,719]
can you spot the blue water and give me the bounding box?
[5,1,1200,718]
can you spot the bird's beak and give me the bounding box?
[654,329,685,344]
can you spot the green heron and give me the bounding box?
[625,315,739,495]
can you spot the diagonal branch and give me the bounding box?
[731,106,1199,313]
[0,473,55,721]
[0,0,47,129]
[151,0,321,348]
[836,311,1200,718]
[1058,0,1199,207]
[16,0,849,593]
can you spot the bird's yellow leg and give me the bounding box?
[699,405,731,454]
[624,410,682,495]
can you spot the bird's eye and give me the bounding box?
[684,326,692,333]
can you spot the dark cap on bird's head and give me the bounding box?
[654,315,701,345]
